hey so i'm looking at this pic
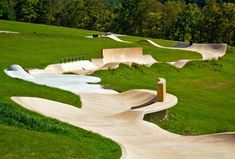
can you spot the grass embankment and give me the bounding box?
[0,97,121,159]
[94,47,235,135]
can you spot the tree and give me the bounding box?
[142,0,163,37]
[15,0,38,22]
[175,4,202,41]
[201,1,224,42]
[0,0,15,20]
[115,0,148,35]
[84,0,115,31]
[160,1,185,40]
[222,3,235,45]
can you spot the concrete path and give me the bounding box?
[12,89,235,159]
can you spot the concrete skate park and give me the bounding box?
[1,21,235,159]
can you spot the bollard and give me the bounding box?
[157,78,166,102]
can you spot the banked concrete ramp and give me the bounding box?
[140,39,227,68]
[12,91,235,159]
[92,47,157,68]
[29,48,157,75]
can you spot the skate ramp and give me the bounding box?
[144,39,227,60]
[105,35,131,43]
[4,64,34,80]
[5,65,117,94]
[141,39,227,68]
[44,60,99,74]
[100,47,157,66]
[188,44,227,60]
[12,93,235,159]
[115,90,157,109]
[167,59,191,68]
[102,48,143,63]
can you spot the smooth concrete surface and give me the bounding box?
[12,91,235,159]
[92,47,157,68]
[143,39,227,68]
[5,66,117,94]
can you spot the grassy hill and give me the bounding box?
[0,19,233,158]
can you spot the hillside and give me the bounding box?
[0,20,234,158]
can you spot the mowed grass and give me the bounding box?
[0,20,201,63]
[0,97,121,159]
[94,47,235,135]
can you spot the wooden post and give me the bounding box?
[157,78,166,102]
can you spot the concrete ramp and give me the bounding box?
[116,90,157,109]
[141,39,227,68]
[102,48,143,63]
[105,35,131,43]
[100,47,157,66]
[188,44,227,60]
[40,60,99,75]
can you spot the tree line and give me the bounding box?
[0,0,235,45]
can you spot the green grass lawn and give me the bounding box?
[0,97,121,159]
[94,47,235,135]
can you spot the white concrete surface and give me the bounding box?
[5,65,117,94]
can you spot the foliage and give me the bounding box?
[0,0,235,45]
[0,0,15,20]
